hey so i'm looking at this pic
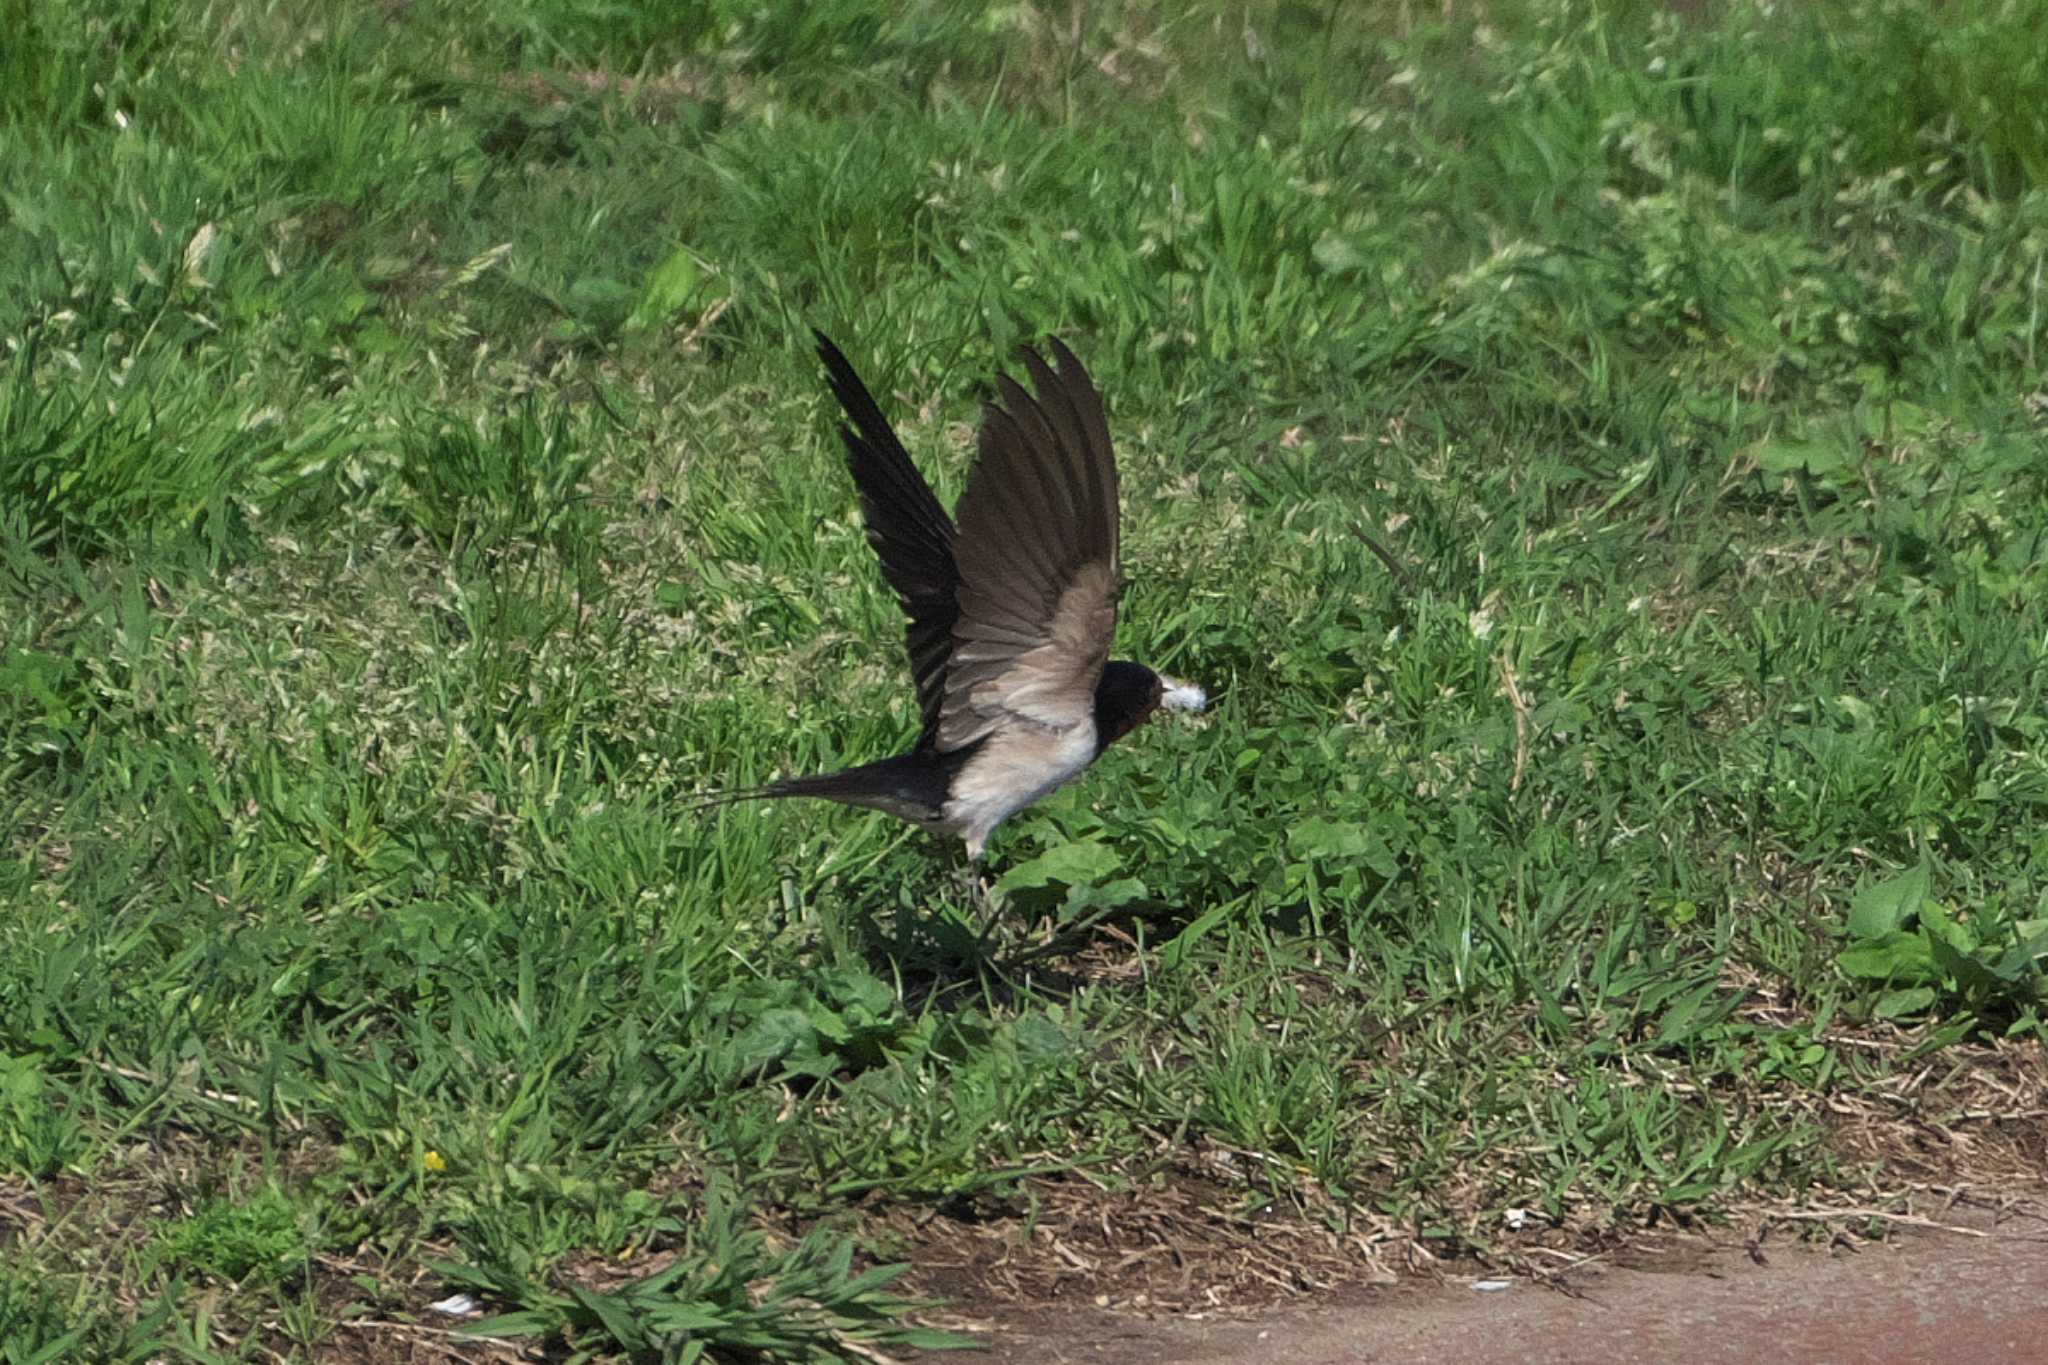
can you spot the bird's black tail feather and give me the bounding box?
[686,744,982,828]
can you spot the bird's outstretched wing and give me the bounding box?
[938,340,1121,752]
[814,332,960,747]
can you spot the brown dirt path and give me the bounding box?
[953,1203,2048,1364]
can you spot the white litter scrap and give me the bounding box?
[428,1293,481,1316]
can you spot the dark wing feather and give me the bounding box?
[814,332,959,745]
[939,341,1121,752]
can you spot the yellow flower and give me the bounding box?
[423,1150,447,1172]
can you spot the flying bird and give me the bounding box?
[702,331,1205,861]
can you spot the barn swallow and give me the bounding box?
[703,331,1205,861]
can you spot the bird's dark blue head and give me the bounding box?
[1093,660,1205,754]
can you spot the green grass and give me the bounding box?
[4,0,2047,1357]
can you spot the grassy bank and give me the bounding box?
[4,0,2046,1358]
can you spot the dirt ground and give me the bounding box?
[936,1196,2048,1364]
[876,1014,2048,1365]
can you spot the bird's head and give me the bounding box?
[1095,661,1207,750]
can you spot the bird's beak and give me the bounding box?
[1159,675,1208,714]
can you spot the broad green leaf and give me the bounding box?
[1755,438,1850,476]
[995,841,1122,893]
[732,1007,814,1070]
[626,246,704,332]
[1060,875,1149,920]
[566,276,635,328]
[466,1309,562,1336]
[1836,932,1934,982]
[568,1284,648,1350]
[1873,986,1935,1019]
[1012,1012,1073,1063]
[1289,817,1399,878]
[1847,862,1931,939]
[1288,817,1373,858]
[1992,922,2048,979]
[1928,932,2007,996]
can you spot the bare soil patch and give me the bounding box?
[928,1192,2048,1364]
[876,1019,2048,1361]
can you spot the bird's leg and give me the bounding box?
[956,857,995,916]
[955,840,1005,941]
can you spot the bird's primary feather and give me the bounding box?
[814,335,960,748]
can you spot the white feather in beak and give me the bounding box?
[1159,676,1208,714]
